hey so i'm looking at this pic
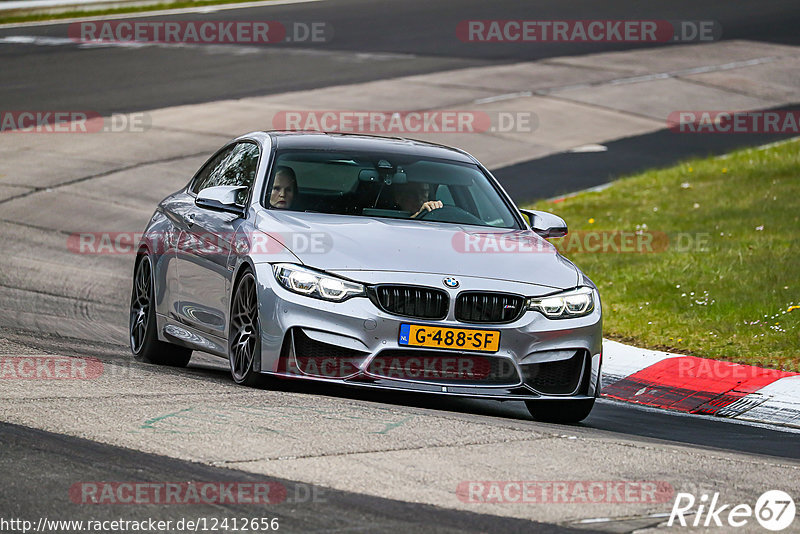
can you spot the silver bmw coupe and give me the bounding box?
[130,131,602,423]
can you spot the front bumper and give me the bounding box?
[254,265,602,401]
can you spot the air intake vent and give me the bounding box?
[288,329,368,378]
[521,351,587,395]
[455,292,524,323]
[372,285,448,319]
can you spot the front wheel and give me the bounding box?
[228,271,263,387]
[130,254,192,367]
[525,398,595,424]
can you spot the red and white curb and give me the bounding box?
[601,340,800,428]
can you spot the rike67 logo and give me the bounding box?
[669,490,795,531]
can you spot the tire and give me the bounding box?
[228,270,263,387]
[130,254,192,367]
[525,398,595,424]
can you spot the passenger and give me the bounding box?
[393,182,443,218]
[270,166,297,209]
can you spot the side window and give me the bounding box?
[212,142,260,191]
[190,147,233,194]
[190,142,260,199]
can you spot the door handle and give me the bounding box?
[186,213,195,227]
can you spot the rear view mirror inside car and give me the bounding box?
[358,168,407,184]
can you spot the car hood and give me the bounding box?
[255,211,579,290]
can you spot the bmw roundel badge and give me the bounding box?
[443,277,460,288]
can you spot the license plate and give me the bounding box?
[398,324,500,353]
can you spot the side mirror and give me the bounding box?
[195,185,248,216]
[520,209,568,238]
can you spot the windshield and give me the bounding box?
[264,150,520,228]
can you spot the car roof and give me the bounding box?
[263,131,478,164]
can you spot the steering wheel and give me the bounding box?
[415,205,485,225]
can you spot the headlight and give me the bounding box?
[526,287,594,319]
[273,264,365,302]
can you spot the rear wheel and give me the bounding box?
[130,254,192,367]
[525,398,595,424]
[228,271,263,387]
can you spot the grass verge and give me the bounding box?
[0,0,273,25]
[527,138,800,371]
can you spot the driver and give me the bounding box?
[393,182,443,218]
[270,166,297,209]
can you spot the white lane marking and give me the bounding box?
[0,34,416,60]
[716,136,800,159]
[546,182,613,202]
[607,57,783,86]
[0,34,248,51]
[0,0,323,29]
[569,143,607,153]
[473,91,532,104]
[575,512,672,525]
[2,35,85,45]
[2,0,149,10]
[469,56,788,118]
[541,56,784,94]
[546,136,799,203]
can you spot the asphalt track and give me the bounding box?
[3,327,800,462]
[1,328,798,533]
[2,1,800,532]
[1,422,584,534]
[493,105,800,201]
[1,0,800,114]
